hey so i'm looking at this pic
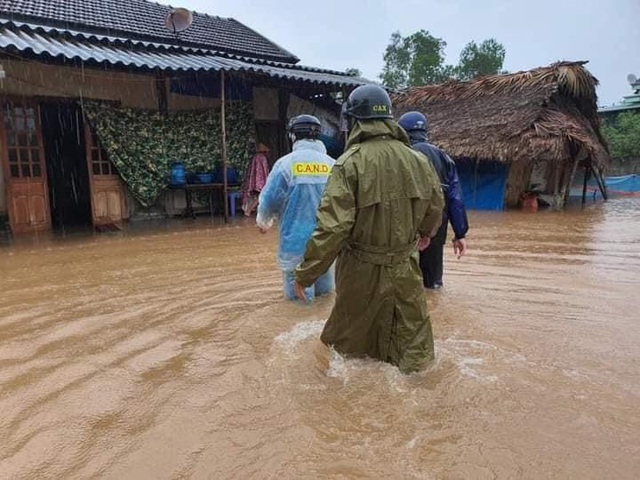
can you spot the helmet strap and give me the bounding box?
[348,116,358,132]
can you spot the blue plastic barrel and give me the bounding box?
[227,167,239,184]
[170,162,186,186]
[216,166,239,184]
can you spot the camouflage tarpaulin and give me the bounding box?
[82,101,254,207]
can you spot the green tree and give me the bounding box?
[345,68,362,77]
[380,30,454,90]
[457,38,506,80]
[602,111,640,158]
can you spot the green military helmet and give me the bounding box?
[345,84,393,120]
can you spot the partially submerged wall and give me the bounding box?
[609,158,640,176]
[0,60,161,217]
[0,60,256,221]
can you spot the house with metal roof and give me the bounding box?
[0,0,368,234]
[598,74,640,116]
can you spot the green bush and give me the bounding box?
[602,111,640,159]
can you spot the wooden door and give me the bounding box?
[0,100,51,234]
[84,123,128,226]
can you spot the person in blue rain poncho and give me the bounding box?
[256,114,336,301]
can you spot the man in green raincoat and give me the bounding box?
[293,85,445,374]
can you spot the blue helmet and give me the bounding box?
[398,111,428,133]
[288,114,321,137]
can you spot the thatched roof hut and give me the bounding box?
[392,61,611,208]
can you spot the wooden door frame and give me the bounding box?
[83,119,99,226]
[0,97,10,214]
[0,96,52,234]
[82,118,128,226]
[1,94,129,231]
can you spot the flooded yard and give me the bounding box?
[0,198,639,479]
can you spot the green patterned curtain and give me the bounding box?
[82,101,254,207]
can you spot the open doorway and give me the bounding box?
[255,121,286,168]
[40,103,92,230]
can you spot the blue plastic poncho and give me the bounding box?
[257,139,336,271]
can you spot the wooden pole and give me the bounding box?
[561,159,580,208]
[155,72,168,114]
[599,167,609,200]
[581,164,590,208]
[591,164,608,201]
[220,70,229,223]
[278,89,291,156]
[553,161,562,209]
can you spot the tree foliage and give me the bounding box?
[380,30,452,89]
[380,31,507,89]
[345,68,362,77]
[457,38,506,80]
[602,111,640,158]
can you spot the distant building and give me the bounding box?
[599,74,640,117]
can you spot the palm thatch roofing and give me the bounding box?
[392,61,610,168]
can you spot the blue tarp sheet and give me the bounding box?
[570,174,640,198]
[604,174,640,194]
[456,160,508,211]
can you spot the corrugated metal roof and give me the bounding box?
[0,26,369,88]
[0,20,360,76]
[599,103,640,114]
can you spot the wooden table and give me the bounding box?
[168,183,241,219]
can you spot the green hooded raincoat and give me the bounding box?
[294,119,445,373]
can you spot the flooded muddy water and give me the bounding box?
[0,198,639,479]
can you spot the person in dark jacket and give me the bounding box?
[398,111,469,289]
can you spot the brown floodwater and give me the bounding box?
[0,198,639,479]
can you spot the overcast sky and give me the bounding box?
[159,0,639,106]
